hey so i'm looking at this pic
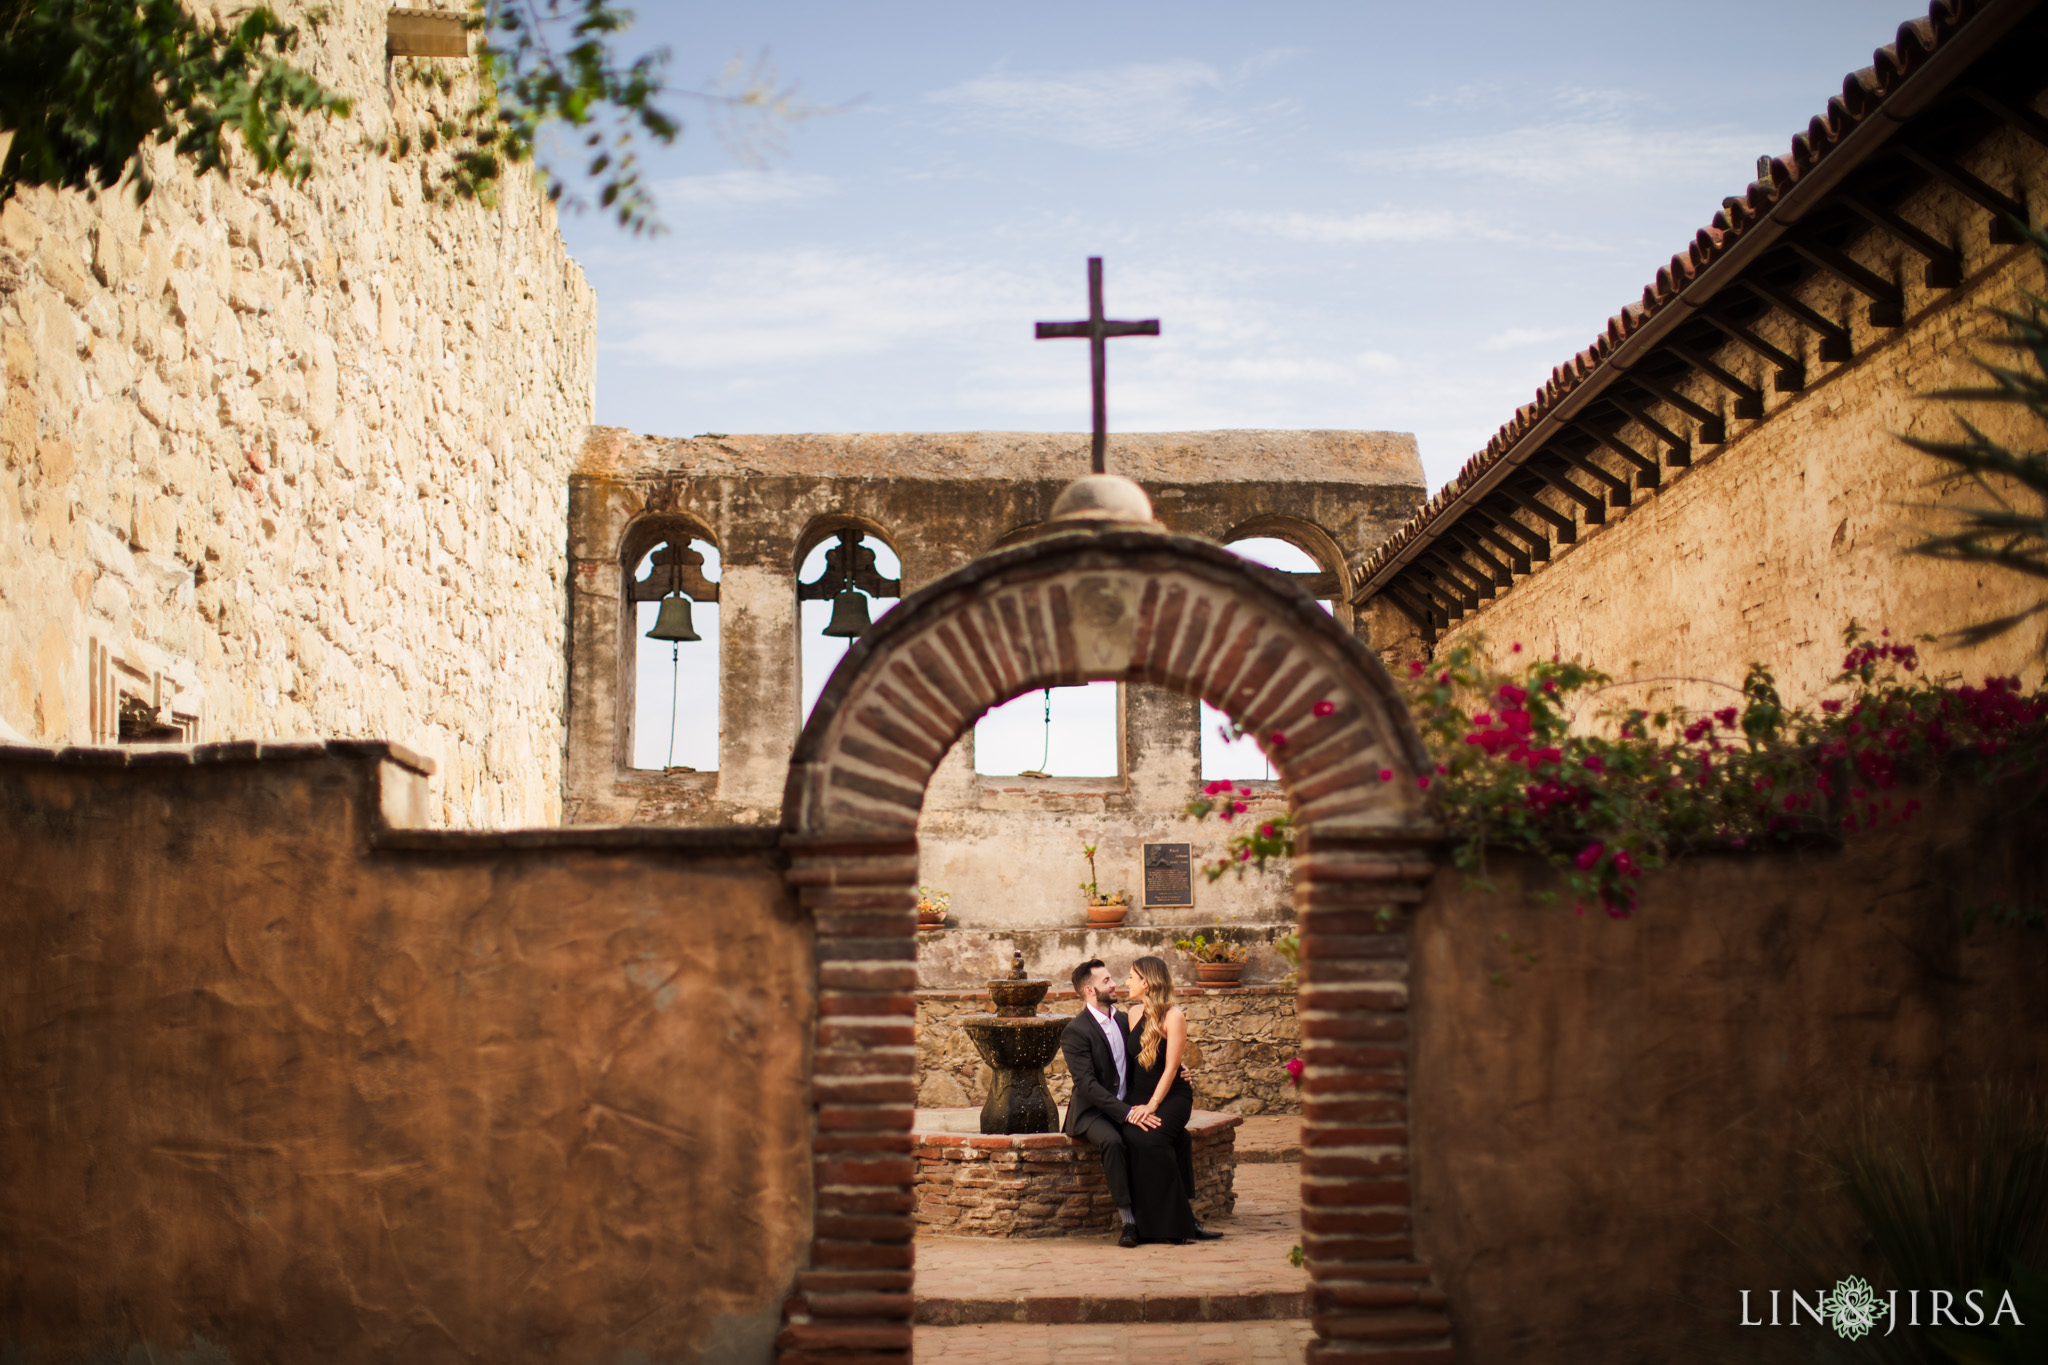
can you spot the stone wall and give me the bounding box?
[918,987,1301,1116]
[1438,128,2048,710]
[0,4,596,825]
[0,741,810,1365]
[565,430,1426,928]
[1409,776,2048,1362]
[911,1111,1240,1238]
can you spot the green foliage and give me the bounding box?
[1078,841,1128,906]
[0,0,350,206]
[1172,934,1247,965]
[1184,780,1295,881]
[1903,225,2048,652]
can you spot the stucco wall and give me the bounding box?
[0,4,596,826]
[1409,779,2048,1362]
[0,743,811,1365]
[1437,131,2048,709]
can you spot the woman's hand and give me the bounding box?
[1126,1102,1160,1129]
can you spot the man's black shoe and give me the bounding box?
[1190,1225,1225,1240]
[1117,1224,1141,1249]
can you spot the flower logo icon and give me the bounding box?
[1824,1276,1881,1340]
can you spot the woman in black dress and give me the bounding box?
[1121,954,1201,1243]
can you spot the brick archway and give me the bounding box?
[777,526,1448,1364]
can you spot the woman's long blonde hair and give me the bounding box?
[1133,955,1176,1069]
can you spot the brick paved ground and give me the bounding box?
[914,1320,1316,1362]
[916,1163,1305,1322]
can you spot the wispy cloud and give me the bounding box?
[926,59,1291,151]
[1482,326,1580,350]
[652,171,840,210]
[1222,208,1604,253]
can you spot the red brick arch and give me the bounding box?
[777,528,1450,1365]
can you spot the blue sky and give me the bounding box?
[561,0,1917,492]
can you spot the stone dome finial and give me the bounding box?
[1047,473,1157,528]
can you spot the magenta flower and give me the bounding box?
[1378,768,1394,782]
[1285,1057,1305,1087]
[1313,700,1336,717]
[1573,842,1605,871]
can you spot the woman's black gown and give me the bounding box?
[1124,1015,1200,1243]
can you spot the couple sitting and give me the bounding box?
[1061,956,1225,1248]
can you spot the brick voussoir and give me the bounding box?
[1299,1043,1408,1069]
[1311,1310,1453,1341]
[774,1322,915,1352]
[817,964,920,992]
[814,1188,916,1215]
[1306,1344,1455,1365]
[801,1292,916,1319]
[818,1104,917,1132]
[1298,1015,1409,1043]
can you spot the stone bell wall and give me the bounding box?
[917,986,1302,1117]
[0,2,595,826]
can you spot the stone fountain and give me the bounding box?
[957,951,1071,1134]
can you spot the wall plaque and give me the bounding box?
[1143,842,1193,908]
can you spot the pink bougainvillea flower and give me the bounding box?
[1512,642,1523,653]
[1239,787,1254,798]
[1573,842,1604,871]
[1407,660,1426,676]
[1416,776,1431,790]
[1270,731,1288,747]
[1820,699,1842,714]
[1714,707,1739,728]
[1285,1057,1305,1086]
[1313,700,1336,717]
[1378,768,1394,782]
[1260,823,1276,839]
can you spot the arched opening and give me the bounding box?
[1205,534,1341,781]
[621,519,722,772]
[776,526,1447,1365]
[797,525,903,723]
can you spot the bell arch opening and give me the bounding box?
[619,514,722,773]
[773,527,1448,1364]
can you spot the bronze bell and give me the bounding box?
[821,590,872,639]
[646,593,701,643]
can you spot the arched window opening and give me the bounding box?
[631,538,721,771]
[973,681,1120,778]
[800,531,902,721]
[1202,536,1335,780]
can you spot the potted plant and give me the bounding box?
[1175,933,1249,987]
[1079,843,1131,927]
[916,885,951,929]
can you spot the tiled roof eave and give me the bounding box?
[1354,0,2031,605]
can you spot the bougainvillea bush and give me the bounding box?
[1189,625,2048,915]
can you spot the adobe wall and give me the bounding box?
[566,429,1426,934]
[0,743,810,1365]
[0,3,596,826]
[1408,780,2048,1362]
[1441,130,2048,707]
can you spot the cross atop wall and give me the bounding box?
[1035,258,1160,475]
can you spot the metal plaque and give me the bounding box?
[1142,842,1193,907]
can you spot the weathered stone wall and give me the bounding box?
[918,987,1301,1116]
[0,742,811,1365]
[0,4,595,825]
[911,1111,1240,1238]
[1409,777,2048,1362]
[565,430,1426,930]
[1439,128,2048,709]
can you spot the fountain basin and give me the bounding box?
[958,1013,1069,1134]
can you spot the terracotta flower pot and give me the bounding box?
[1194,961,1244,987]
[917,908,947,928]
[1085,902,1128,928]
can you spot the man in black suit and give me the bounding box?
[1061,957,1152,1248]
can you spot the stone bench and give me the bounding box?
[911,1108,1241,1239]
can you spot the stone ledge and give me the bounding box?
[0,737,438,776]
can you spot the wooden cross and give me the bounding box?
[1035,257,1160,475]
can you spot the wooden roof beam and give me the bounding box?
[1630,374,1729,447]
[1897,143,2029,245]
[1699,315,1805,392]
[1423,547,1497,602]
[1414,560,1479,613]
[1741,278,1853,363]
[1667,342,1765,418]
[1529,462,1608,523]
[1473,505,1551,562]
[1606,391,1693,467]
[1840,190,1964,288]
[1381,579,1444,638]
[1555,447,1633,507]
[1463,514,1536,573]
[1445,526,1514,586]
[1787,238,1906,326]
[1570,422,1662,488]
[1498,482,1578,543]
[1959,84,2048,153]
